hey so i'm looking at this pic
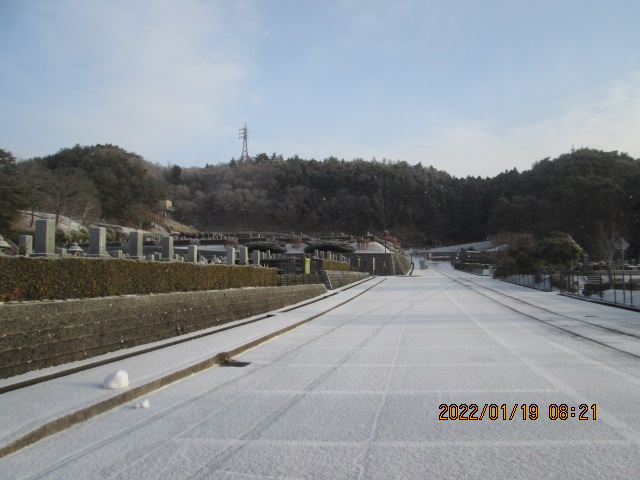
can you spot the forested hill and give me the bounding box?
[165,149,640,255]
[2,146,639,256]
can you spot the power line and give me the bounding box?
[239,123,249,162]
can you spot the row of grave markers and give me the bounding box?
[582,254,640,269]
[18,220,261,265]
[16,219,350,267]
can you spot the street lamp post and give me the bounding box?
[382,231,389,277]
[615,237,630,305]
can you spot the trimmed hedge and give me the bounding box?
[243,241,287,253]
[392,253,411,275]
[319,259,350,271]
[0,257,278,302]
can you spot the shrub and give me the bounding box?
[9,228,35,242]
[537,232,583,269]
[550,273,566,289]
[73,228,89,243]
[356,238,370,250]
[105,228,117,242]
[224,237,239,248]
[55,228,68,244]
[0,256,278,301]
[382,234,401,248]
[320,259,350,271]
[243,241,287,253]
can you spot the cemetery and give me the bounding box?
[0,220,409,379]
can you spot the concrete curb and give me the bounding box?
[0,276,385,458]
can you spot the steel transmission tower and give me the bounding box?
[239,123,249,162]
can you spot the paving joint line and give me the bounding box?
[0,276,386,458]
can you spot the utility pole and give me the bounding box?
[239,123,249,162]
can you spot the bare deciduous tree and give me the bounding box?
[593,221,618,269]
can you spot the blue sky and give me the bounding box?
[2,0,639,178]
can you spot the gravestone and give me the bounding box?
[187,245,198,263]
[238,246,248,265]
[19,235,33,256]
[251,249,261,266]
[88,227,108,257]
[128,230,144,259]
[161,236,174,261]
[33,219,57,258]
[226,246,236,265]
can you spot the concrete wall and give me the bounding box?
[278,273,323,286]
[320,271,370,290]
[343,252,410,276]
[0,284,327,379]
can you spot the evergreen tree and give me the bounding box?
[0,149,26,234]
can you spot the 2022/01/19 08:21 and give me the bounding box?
[438,404,597,421]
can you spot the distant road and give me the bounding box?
[4,264,640,479]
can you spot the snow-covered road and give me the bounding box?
[3,264,640,479]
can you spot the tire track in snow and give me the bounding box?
[432,264,640,359]
[437,274,640,447]
[19,281,434,479]
[186,287,442,479]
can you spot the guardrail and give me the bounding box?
[565,270,639,308]
[494,267,640,308]
[497,269,554,292]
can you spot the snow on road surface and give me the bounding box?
[3,263,640,479]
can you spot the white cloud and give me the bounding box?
[3,0,258,161]
[384,73,640,177]
[232,72,640,177]
[514,74,640,155]
[4,0,639,176]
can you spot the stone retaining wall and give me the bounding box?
[0,284,327,379]
[320,270,370,290]
[343,252,410,275]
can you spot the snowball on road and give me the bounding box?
[101,370,129,390]
[2,264,640,479]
